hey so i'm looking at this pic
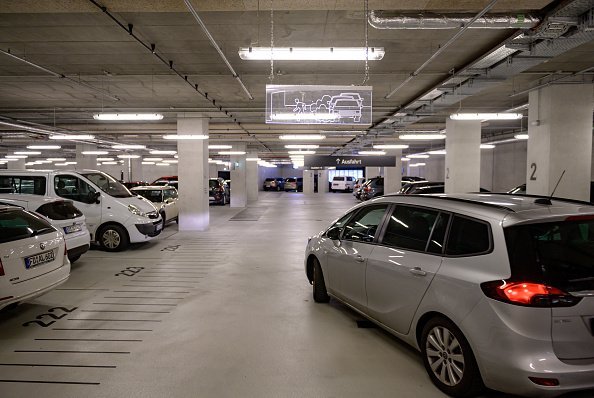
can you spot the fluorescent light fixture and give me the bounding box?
[246,157,261,161]
[514,134,529,140]
[358,150,386,155]
[480,144,496,149]
[93,113,163,121]
[65,161,77,165]
[162,160,178,164]
[208,159,219,164]
[50,134,95,140]
[27,145,61,150]
[409,163,426,167]
[208,145,233,149]
[102,161,118,165]
[218,151,247,155]
[150,150,177,155]
[97,157,114,161]
[399,134,446,140]
[143,157,163,162]
[287,150,315,155]
[401,158,410,162]
[156,163,170,166]
[428,150,447,155]
[285,144,319,149]
[270,113,338,121]
[450,113,523,120]
[37,160,52,164]
[14,151,41,155]
[82,150,109,155]
[279,134,326,140]
[112,144,146,150]
[117,154,141,159]
[407,154,430,158]
[47,158,66,161]
[6,155,27,159]
[163,134,209,140]
[1,158,19,162]
[174,154,178,159]
[238,46,385,61]
[141,161,155,165]
[54,163,68,166]
[373,144,409,149]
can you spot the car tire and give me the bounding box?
[421,317,484,398]
[160,211,167,229]
[175,216,179,224]
[312,258,330,303]
[97,224,129,252]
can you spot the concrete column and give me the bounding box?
[303,169,315,194]
[8,159,25,170]
[75,144,97,170]
[384,149,402,194]
[526,84,594,201]
[246,153,259,202]
[365,166,382,178]
[230,144,247,208]
[318,169,329,193]
[177,113,209,231]
[445,119,481,193]
[129,157,144,182]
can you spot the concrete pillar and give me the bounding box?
[177,113,209,231]
[318,169,329,193]
[445,119,481,193]
[246,153,259,202]
[303,169,315,194]
[8,159,25,170]
[384,149,402,194]
[365,166,382,178]
[75,144,97,170]
[129,157,144,182]
[526,84,594,201]
[230,144,247,208]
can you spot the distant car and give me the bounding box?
[0,205,71,311]
[153,179,178,190]
[400,181,490,195]
[209,178,229,205]
[0,194,90,263]
[123,181,149,189]
[263,178,285,191]
[360,177,384,200]
[402,176,426,183]
[131,186,179,228]
[284,177,303,192]
[352,177,367,198]
[331,176,355,192]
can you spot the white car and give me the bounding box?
[0,205,70,311]
[0,194,90,263]
[130,186,179,228]
[331,176,355,192]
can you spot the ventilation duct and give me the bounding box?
[368,11,540,30]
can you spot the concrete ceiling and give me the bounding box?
[0,0,593,163]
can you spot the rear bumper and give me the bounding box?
[67,243,89,261]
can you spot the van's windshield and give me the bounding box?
[82,172,133,198]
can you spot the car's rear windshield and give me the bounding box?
[209,180,220,188]
[36,201,83,220]
[286,178,296,182]
[0,209,54,243]
[265,178,275,182]
[134,190,163,203]
[505,218,594,292]
[333,177,345,181]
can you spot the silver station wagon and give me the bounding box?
[304,193,594,397]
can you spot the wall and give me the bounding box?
[489,140,527,192]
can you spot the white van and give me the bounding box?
[0,170,162,252]
[331,176,355,192]
[0,194,90,263]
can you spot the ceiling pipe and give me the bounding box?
[369,10,539,30]
[384,0,500,99]
[183,0,254,100]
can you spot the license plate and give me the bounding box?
[25,249,56,269]
[156,223,163,231]
[63,224,82,234]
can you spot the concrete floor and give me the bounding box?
[0,192,590,398]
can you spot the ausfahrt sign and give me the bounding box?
[304,155,396,168]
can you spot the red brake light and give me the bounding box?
[0,259,4,276]
[481,280,581,307]
[529,377,559,387]
[364,186,371,192]
[565,214,594,222]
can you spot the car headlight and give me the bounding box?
[128,204,146,217]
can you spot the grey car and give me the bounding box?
[304,193,594,397]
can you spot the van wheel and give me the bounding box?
[98,224,129,252]
[160,212,167,229]
[421,317,483,397]
[313,258,330,303]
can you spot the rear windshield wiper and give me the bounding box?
[30,227,55,237]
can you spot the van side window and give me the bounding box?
[445,216,491,256]
[380,205,438,251]
[54,175,96,204]
[0,176,46,195]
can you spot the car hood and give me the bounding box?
[114,195,159,213]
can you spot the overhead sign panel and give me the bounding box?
[305,155,396,168]
[266,85,372,125]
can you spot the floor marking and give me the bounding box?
[67,318,162,322]
[120,285,194,288]
[80,310,170,314]
[52,328,153,331]
[54,288,110,291]
[0,380,100,385]
[0,363,116,368]
[14,350,131,354]
[91,303,177,306]
[113,290,190,293]
[35,338,142,342]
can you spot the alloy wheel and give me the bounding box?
[425,326,465,387]
[103,229,121,249]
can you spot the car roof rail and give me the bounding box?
[383,194,517,212]
[493,192,593,207]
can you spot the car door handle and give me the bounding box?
[409,267,427,276]
[354,255,365,263]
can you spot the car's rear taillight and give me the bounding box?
[364,186,371,192]
[217,187,224,193]
[481,280,581,307]
[0,259,5,276]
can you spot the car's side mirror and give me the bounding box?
[90,191,100,204]
[326,226,341,240]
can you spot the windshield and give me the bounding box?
[134,190,163,203]
[82,172,133,198]
[505,219,594,292]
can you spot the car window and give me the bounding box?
[333,177,345,181]
[0,209,54,243]
[427,213,451,254]
[36,201,83,220]
[54,175,97,204]
[445,216,491,256]
[380,205,439,251]
[343,204,389,243]
[163,189,177,200]
[135,189,163,203]
[0,176,46,195]
[82,172,133,198]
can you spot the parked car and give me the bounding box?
[402,176,426,183]
[153,179,178,190]
[0,205,70,311]
[352,177,367,198]
[123,181,149,189]
[305,193,594,397]
[0,194,90,263]
[209,178,230,205]
[359,177,384,201]
[284,177,303,192]
[131,186,179,228]
[263,177,285,191]
[331,176,355,192]
[400,181,490,195]
[0,170,162,252]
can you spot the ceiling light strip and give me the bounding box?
[238,47,385,61]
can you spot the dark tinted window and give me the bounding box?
[209,180,220,188]
[163,189,177,200]
[427,213,451,254]
[265,178,275,182]
[0,209,54,243]
[381,206,439,251]
[0,176,46,195]
[343,205,388,243]
[134,190,163,203]
[445,216,491,256]
[36,201,83,220]
[374,178,384,187]
[333,177,345,181]
[54,175,97,204]
[286,178,296,182]
[415,186,444,194]
[82,172,133,198]
[505,219,594,292]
